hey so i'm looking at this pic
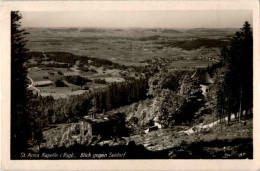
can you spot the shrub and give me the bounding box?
[123,76,135,81]
[65,75,92,86]
[94,78,106,84]
[54,79,67,87]
[57,71,63,75]
[90,68,97,73]
[48,72,55,76]
[45,63,69,68]
[82,85,89,90]
[78,66,89,72]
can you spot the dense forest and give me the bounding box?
[207,21,253,124]
[158,38,232,50]
[26,77,149,128]
[65,75,92,87]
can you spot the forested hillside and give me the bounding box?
[11,11,253,159]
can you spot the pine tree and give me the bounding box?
[11,11,31,158]
[218,21,253,123]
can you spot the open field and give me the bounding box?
[25,28,237,98]
[27,59,128,98]
[25,27,237,66]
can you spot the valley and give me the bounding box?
[21,27,252,159]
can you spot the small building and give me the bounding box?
[191,69,213,96]
[82,112,126,139]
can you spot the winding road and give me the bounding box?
[27,76,40,92]
[27,76,33,88]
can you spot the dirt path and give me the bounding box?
[27,76,33,88]
[181,113,236,135]
[27,76,40,92]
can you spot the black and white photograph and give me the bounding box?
[2,1,259,170]
[10,9,254,160]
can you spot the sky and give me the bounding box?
[21,10,252,28]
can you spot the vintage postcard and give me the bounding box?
[1,0,260,170]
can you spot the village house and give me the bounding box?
[79,112,126,139]
[191,68,214,96]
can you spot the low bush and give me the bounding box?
[78,66,89,72]
[65,75,92,86]
[54,79,67,87]
[94,78,106,84]
[57,71,63,75]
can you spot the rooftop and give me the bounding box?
[191,69,213,84]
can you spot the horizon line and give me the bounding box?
[22,26,241,29]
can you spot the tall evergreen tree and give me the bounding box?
[218,21,253,122]
[11,11,31,158]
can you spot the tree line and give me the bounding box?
[208,21,253,123]
[27,51,128,71]
[65,75,92,87]
[28,77,149,127]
